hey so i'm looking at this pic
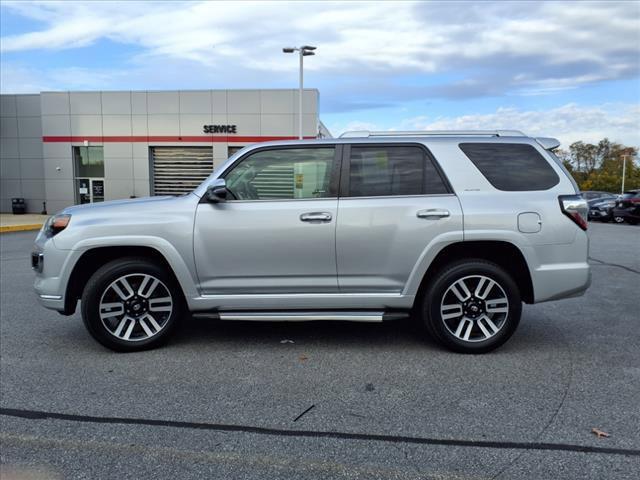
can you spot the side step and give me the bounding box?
[192,311,409,322]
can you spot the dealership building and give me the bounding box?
[0,89,328,214]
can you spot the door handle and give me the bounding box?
[300,212,332,222]
[417,209,450,219]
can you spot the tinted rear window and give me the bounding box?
[459,143,559,191]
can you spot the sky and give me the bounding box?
[1,0,639,147]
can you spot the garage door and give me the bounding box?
[151,147,214,196]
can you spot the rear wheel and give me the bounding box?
[81,258,183,352]
[422,260,521,353]
[614,215,625,223]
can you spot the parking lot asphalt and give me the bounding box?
[1,222,639,479]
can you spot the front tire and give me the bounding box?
[422,260,522,354]
[81,257,183,352]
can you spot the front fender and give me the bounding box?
[67,236,200,303]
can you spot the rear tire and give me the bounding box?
[421,260,521,354]
[81,257,184,352]
[614,216,625,223]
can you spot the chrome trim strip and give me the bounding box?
[40,294,62,300]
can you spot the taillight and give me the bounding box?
[559,195,588,231]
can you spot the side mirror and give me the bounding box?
[206,179,228,203]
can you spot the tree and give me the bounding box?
[568,140,639,192]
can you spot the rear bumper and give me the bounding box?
[528,229,591,303]
[531,262,591,302]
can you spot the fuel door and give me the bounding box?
[518,212,542,233]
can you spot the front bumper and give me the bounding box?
[612,208,640,220]
[32,233,76,313]
[588,209,611,220]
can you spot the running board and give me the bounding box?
[192,311,409,322]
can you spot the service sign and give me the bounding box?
[203,125,237,134]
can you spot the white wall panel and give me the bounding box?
[41,93,70,115]
[101,92,131,114]
[70,92,102,115]
[148,92,179,114]
[16,95,41,116]
[228,90,260,114]
[103,115,132,136]
[180,91,212,114]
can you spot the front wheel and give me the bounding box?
[81,258,184,352]
[614,215,625,223]
[422,260,522,353]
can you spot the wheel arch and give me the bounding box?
[414,240,534,308]
[63,245,193,315]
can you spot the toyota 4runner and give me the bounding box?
[32,130,591,353]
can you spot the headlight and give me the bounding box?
[42,214,71,237]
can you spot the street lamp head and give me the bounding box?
[302,51,315,56]
[282,47,296,53]
[301,45,317,51]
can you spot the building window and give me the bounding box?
[228,146,245,158]
[73,146,104,178]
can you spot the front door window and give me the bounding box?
[224,147,336,200]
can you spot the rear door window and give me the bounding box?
[345,145,450,197]
[459,143,559,191]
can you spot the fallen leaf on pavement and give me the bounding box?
[591,428,610,439]
[299,355,308,362]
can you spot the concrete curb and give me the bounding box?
[0,224,43,233]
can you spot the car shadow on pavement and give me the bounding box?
[164,309,559,355]
[172,315,432,349]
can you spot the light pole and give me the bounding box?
[621,154,631,194]
[283,45,316,139]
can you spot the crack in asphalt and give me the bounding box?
[589,257,640,275]
[491,314,576,479]
[1,407,638,457]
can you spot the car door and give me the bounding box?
[194,145,340,295]
[336,143,463,293]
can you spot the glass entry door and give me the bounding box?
[74,146,105,204]
[76,178,105,204]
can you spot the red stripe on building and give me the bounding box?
[42,135,316,143]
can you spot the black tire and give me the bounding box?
[614,216,625,224]
[81,257,184,352]
[421,259,521,354]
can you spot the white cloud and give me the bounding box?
[1,1,638,92]
[330,103,640,147]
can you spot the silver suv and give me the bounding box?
[32,130,591,353]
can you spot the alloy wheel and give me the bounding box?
[440,275,509,343]
[99,274,173,342]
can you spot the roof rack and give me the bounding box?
[339,130,526,138]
